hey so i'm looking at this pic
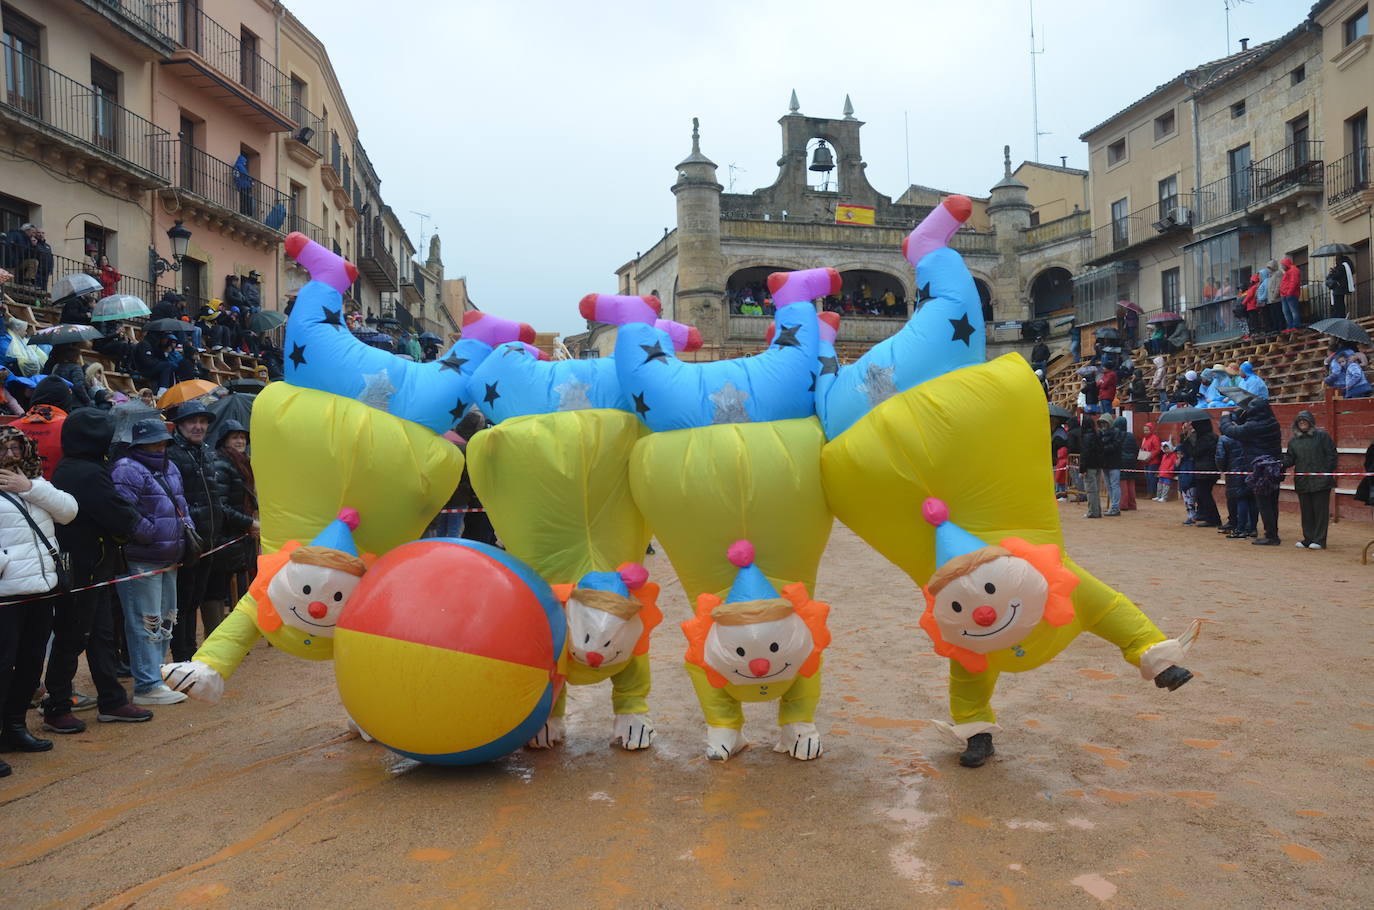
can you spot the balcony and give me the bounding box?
[1326,147,1372,222]
[358,219,398,291]
[1195,141,1325,227]
[321,130,342,188]
[71,0,178,57]
[717,217,998,257]
[161,5,294,131]
[1021,210,1091,250]
[728,314,905,344]
[1084,194,1198,265]
[283,101,326,166]
[0,48,172,191]
[285,213,327,246]
[400,279,423,307]
[157,140,289,245]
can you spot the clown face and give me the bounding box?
[704,614,812,683]
[566,596,643,669]
[930,555,1048,654]
[266,560,363,638]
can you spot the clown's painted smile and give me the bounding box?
[287,605,336,629]
[733,661,791,680]
[960,601,1021,639]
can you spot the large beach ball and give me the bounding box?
[334,539,565,765]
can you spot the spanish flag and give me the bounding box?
[835,204,875,226]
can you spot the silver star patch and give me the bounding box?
[554,379,593,411]
[856,363,898,408]
[710,381,752,424]
[358,369,397,412]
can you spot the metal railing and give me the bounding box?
[1086,194,1197,262]
[1196,141,1325,223]
[174,5,291,118]
[286,213,327,245]
[329,131,341,172]
[1022,210,1091,247]
[79,0,179,44]
[288,102,327,157]
[358,222,398,289]
[1326,147,1371,205]
[0,48,172,180]
[162,140,289,230]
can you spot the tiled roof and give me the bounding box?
[1015,160,1088,177]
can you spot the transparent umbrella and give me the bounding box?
[92,294,150,322]
[50,272,101,304]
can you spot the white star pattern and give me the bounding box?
[554,379,593,411]
[710,381,752,424]
[358,369,397,412]
[856,363,898,408]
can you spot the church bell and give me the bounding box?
[808,140,835,173]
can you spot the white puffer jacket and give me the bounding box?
[0,479,78,598]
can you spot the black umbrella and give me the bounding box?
[1157,407,1211,424]
[209,392,255,447]
[1309,317,1370,345]
[249,310,287,333]
[1147,312,1184,324]
[1311,243,1357,258]
[418,332,442,344]
[226,377,266,394]
[27,324,101,346]
[1048,402,1072,419]
[1216,385,1256,408]
[144,317,192,334]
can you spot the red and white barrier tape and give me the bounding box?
[9,534,252,605]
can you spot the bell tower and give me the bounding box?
[672,118,726,347]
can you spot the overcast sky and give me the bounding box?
[285,0,1313,335]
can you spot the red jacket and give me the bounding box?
[1158,450,1180,480]
[1242,275,1261,311]
[13,406,67,481]
[1279,259,1302,297]
[1140,426,1162,465]
[1054,447,1069,485]
[98,264,121,299]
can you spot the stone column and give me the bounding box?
[672,118,726,347]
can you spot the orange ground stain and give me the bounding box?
[1280,843,1325,863]
[1063,789,1087,799]
[1295,810,1326,818]
[1351,722,1374,731]
[175,882,230,904]
[1103,758,1131,770]
[409,848,455,862]
[828,728,852,737]
[1183,739,1223,749]
[1135,713,1162,720]
[1218,863,1241,872]
[852,716,927,729]
[841,695,859,703]
[1094,788,1142,803]
[1215,717,1245,724]
[1169,791,1218,808]
[1024,719,1041,727]
[1076,669,1117,680]
[1082,744,1121,757]
[961,816,993,828]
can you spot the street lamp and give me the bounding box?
[149,219,192,285]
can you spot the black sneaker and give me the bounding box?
[1252,537,1281,546]
[1155,666,1193,691]
[97,704,153,723]
[959,732,995,768]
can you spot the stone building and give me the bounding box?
[579,95,1092,361]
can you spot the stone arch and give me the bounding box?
[1027,266,1074,319]
[971,277,994,323]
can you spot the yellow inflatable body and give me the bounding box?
[821,356,1197,748]
[467,409,650,583]
[629,417,832,600]
[252,382,464,557]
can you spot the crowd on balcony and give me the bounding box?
[726,281,907,318]
[1,225,55,293]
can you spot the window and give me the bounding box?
[289,75,306,123]
[84,223,113,266]
[1348,111,1369,185]
[1291,64,1305,85]
[1345,6,1368,46]
[179,256,204,301]
[3,6,43,117]
[1161,267,1180,313]
[178,114,199,192]
[1227,144,1252,211]
[289,181,305,233]
[0,191,32,237]
[91,58,120,152]
[1158,174,1179,216]
[1231,100,1246,119]
[1154,110,1176,140]
[1111,197,1129,249]
[1106,138,1126,165]
[179,0,201,52]
[1288,112,1310,164]
[239,27,259,93]
[238,146,259,218]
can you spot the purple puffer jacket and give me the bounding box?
[111,448,189,565]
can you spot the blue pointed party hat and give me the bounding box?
[724,540,781,603]
[921,498,990,568]
[576,570,630,598]
[308,508,361,557]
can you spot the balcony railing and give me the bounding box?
[1326,147,1371,205]
[1086,194,1198,262]
[1022,210,1091,248]
[174,5,291,119]
[358,221,398,290]
[1196,141,1325,224]
[0,48,172,183]
[287,101,326,157]
[163,140,289,230]
[286,213,327,245]
[76,0,179,49]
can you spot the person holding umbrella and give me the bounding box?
[1325,255,1355,319]
[95,255,121,300]
[1324,352,1371,398]
[1220,398,1284,546]
[1179,417,1221,527]
[40,344,92,409]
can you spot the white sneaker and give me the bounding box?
[1307,543,1323,550]
[1295,541,1308,549]
[133,684,188,705]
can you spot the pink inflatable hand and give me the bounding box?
[462,310,536,345]
[765,311,838,345]
[654,319,703,352]
[284,232,359,293]
[618,562,649,591]
[767,267,841,306]
[579,294,662,326]
[902,195,972,268]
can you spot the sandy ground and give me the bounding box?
[2,497,1372,910]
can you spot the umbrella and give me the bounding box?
[1147,312,1184,324]
[158,379,220,409]
[1309,317,1370,345]
[1311,243,1357,258]
[144,317,192,334]
[49,272,101,304]
[418,332,442,344]
[1216,385,1256,408]
[26,324,101,346]
[1115,300,1142,313]
[209,391,256,447]
[109,401,162,444]
[1093,326,1121,341]
[1157,407,1211,424]
[91,294,150,322]
[1048,402,1072,419]
[249,309,287,333]
[225,377,266,394]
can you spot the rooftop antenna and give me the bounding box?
[1029,0,1050,162]
[728,163,746,192]
[1224,0,1252,54]
[411,210,431,251]
[904,110,911,188]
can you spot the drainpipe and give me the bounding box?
[1184,74,1202,199]
[274,2,286,311]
